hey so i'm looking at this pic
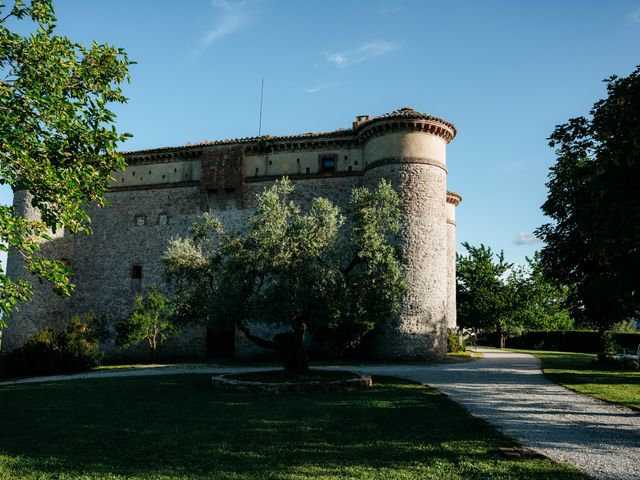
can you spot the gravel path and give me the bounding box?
[1,349,639,479]
[348,350,640,480]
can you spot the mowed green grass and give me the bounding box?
[512,349,640,411]
[0,375,588,480]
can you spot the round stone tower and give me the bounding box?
[357,108,456,359]
[2,189,71,351]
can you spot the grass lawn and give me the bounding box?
[0,374,587,480]
[509,349,640,411]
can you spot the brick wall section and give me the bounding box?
[201,147,244,210]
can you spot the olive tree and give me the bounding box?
[163,178,406,373]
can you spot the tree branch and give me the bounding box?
[236,322,279,351]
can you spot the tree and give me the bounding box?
[536,66,640,332]
[0,0,132,324]
[456,243,571,348]
[456,243,517,348]
[163,178,406,373]
[115,286,179,359]
[516,253,572,332]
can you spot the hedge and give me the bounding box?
[502,330,640,353]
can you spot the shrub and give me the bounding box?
[447,329,466,353]
[3,312,106,378]
[503,330,640,353]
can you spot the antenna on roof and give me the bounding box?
[258,78,264,137]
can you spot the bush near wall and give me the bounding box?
[1,313,105,378]
[497,330,640,353]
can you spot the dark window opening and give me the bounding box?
[354,161,358,166]
[255,168,259,176]
[268,160,272,165]
[131,265,142,279]
[320,156,336,172]
[306,167,310,174]
[344,155,348,160]
[348,165,353,172]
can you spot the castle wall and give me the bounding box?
[2,191,73,351]
[244,148,364,177]
[111,159,201,188]
[2,108,460,361]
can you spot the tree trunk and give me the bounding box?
[275,330,309,374]
[496,324,506,349]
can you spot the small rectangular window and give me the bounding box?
[306,167,310,174]
[131,265,142,279]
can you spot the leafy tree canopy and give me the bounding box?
[536,66,640,330]
[457,243,571,348]
[0,0,132,323]
[115,286,179,358]
[163,178,406,373]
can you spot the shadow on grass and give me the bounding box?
[0,375,589,480]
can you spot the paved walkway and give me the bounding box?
[1,350,639,480]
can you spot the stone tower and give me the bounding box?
[358,109,457,359]
[2,107,460,360]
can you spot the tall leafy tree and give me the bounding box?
[457,243,571,348]
[536,66,640,331]
[0,0,132,323]
[163,178,406,373]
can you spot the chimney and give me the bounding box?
[352,115,370,129]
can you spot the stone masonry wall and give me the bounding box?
[364,162,449,359]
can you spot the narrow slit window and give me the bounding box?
[131,265,142,279]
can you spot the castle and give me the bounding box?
[2,108,461,360]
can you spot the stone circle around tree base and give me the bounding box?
[211,370,373,393]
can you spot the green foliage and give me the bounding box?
[0,0,132,324]
[457,243,572,347]
[115,286,179,357]
[446,329,466,353]
[163,178,406,372]
[536,66,640,331]
[2,311,106,377]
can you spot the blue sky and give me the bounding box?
[2,0,640,267]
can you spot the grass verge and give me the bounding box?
[509,349,640,411]
[0,374,587,480]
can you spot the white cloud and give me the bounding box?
[202,0,253,46]
[325,41,400,68]
[514,232,541,246]
[631,7,640,23]
[303,83,336,94]
[378,3,403,14]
